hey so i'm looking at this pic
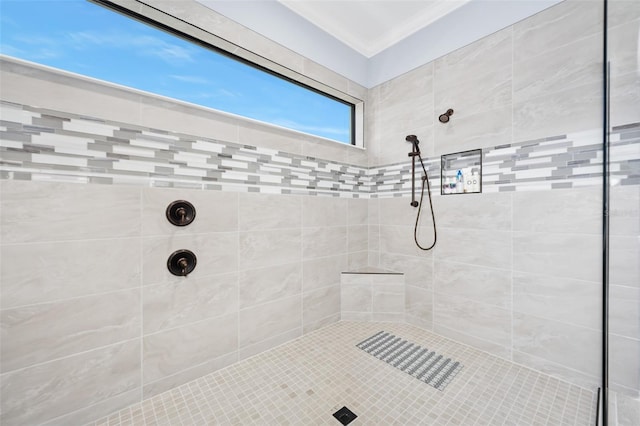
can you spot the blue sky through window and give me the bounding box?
[0,0,353,143]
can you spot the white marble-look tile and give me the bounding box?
[238,123,303,155]
[513,81,601,142]
[379,252,432,289]
[303,255,347,292]
[143,232,238,285]
[434,227,511,269]
[405,285,433,323]
[0,238,140,309]
[348,224,368,253]
[238,192,302,231]
[434,260,511,308]
[138,99,238,144]
[513,312,600,377]
[611,390,640,426]
[610,69,640,127]
[0,180,141,243]
[379,196,422,226]
[434,105,512,155]
[347,198,368,226]
[41,389,140,426]
[237,327,302,361]
[143,313,237,384]
[512,0,602,62]
[434,292,511,348]
[142,352,237,399]
[142,187,238,236]
[435,62,511,118]
[610,235,640,288]
[348,251,369,270]
[513,187,601,234]
[340,282,372,313]
[433,323,510,359]
[0,340,140,426]
[511,350,600,391]
[435,29,512,90]
[434,192,512,231]
[144,271,238,334]
[609,333,640,392]
[302,196,348,227]
[302,226,347,259]
[302,285,340,333]
[380,225,436,258]
[239,262,301,309]
[513,231,601,282]
[1,289,140,373]
[514,33,601,102]
[238,228,301,270]
[610,285,640,339]
[513,272,600,330]
[238,295,301,348]
[610,185,639,236]
[372,275,404,314]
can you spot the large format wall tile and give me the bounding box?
[303,196,347,227]
[239,193,302,231]
[379,225,435,258]
[0,340,140,426]
[303,285,340,333]
[0,238,140,309]
[239,262,301,309]
[609,235,640,287]
[434,227,511,269]
[610,334,640,393]
[1,289,140,373]
[143,313,237,384]
[513,33,602,102]
[513,312,600,377]
[434,292,511,348]
[513,187,601,234]
[238,295,301,348]
[610,285,640,339]
[513,232,601,282]
[405,285,432,325]
[434,192,511,231]
[379,252,432,289]
[434,260,511,308]
[239,228,301,269]
[142,188,238,236]
[144,271,238,333]
[143,352,237,398]
[512,0,602,62]
[143,232,238,284]
[303,255,347,292]
[513,272,600,330]
[0,180,141,243]
[302,226,347,259]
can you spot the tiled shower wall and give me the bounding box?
[367,0,639,402]
[1,0,639,425]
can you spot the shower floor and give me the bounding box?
[91,322,597,425]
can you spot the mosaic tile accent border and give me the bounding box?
[357,331,463,391]
[1,101,638,197]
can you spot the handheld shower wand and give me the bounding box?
[405,134,437,250]
[406,135,420,207]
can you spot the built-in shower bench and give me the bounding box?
[340,267,405,323]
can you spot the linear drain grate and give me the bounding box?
[357,331,463,391]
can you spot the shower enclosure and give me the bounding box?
[0,0,638,424]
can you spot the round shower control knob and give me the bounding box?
[167,250,197,277]
[166,200,196,226]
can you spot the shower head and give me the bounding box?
[405,134,420,145]
[439,109,454,123]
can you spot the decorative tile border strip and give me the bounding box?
[357,331,463,391]
[1,101,638,196]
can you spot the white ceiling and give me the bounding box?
[196,0,562,88]
[278,1,472,58]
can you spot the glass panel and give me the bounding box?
[607,0,640,423]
